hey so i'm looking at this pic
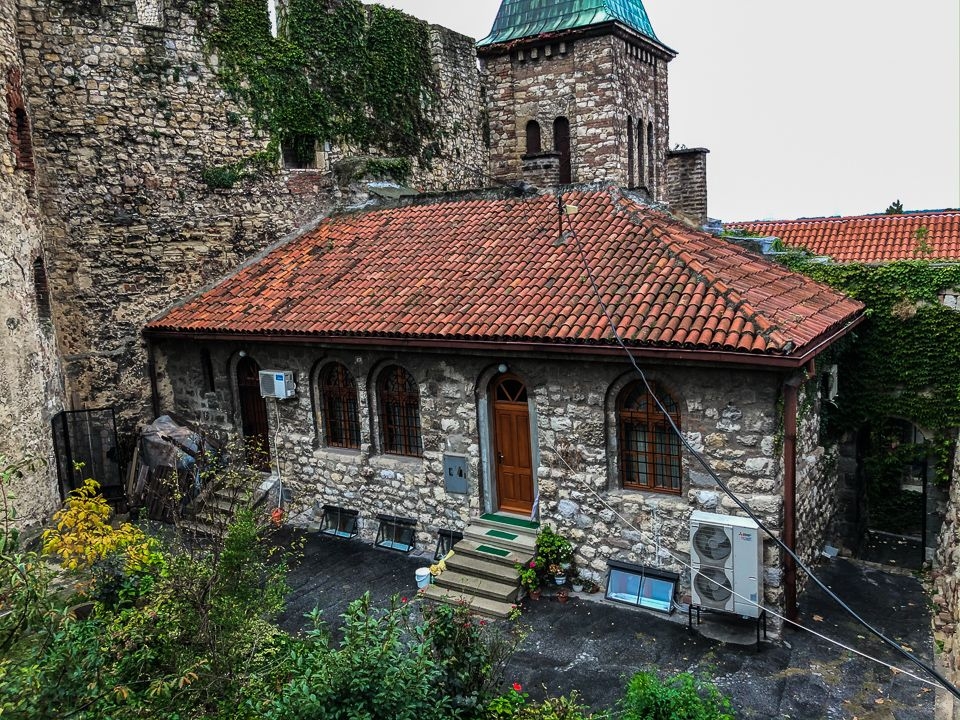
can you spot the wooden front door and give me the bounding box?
[237,356,271,471]
[493,376,534,515]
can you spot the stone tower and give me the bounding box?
[1,0,65,528]
[478,0,709,224]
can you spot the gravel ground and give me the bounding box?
[277,530,935,719]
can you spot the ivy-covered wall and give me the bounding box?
[199,0,487,188]
[778,258,960,484]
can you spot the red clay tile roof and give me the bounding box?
[147,188,864,361]
[729,211,960,264]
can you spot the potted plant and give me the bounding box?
[557,587,569,604]
[535,525,573,570]
[571,572,585,593]
[548,563,566,586]
[516,559,541,599]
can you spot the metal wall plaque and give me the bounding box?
[443,454,469,494]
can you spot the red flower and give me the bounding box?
[270,507,285,527]
[401,597,408,603]
[529,560,536,568]
[513,682,523,693]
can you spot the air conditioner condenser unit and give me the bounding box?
[259,370,296,399]
[690,510,763,618]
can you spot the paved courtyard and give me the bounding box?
[277,531,935,719]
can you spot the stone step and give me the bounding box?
[419,584,516,619]
[434,570,520,604]
[445,554,520,586]
[471,513,540,539]
[454,539,533,569]
[463,524,536,554]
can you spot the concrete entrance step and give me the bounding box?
[463,524,536,553]
[419,584,516,619]
[454,539,533,568]
[446,553,520,585]
[472,514,539,540]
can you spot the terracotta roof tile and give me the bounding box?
[729,210,960,263]
[147,189,864,358]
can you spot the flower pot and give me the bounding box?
[557,590,569,604]
[553,574,566,586]
[571,582,584,593]
[529,588,542,600]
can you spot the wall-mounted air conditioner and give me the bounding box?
[259,370,296,399]
[689,510,763,618]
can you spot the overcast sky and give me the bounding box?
[362,0,960,222]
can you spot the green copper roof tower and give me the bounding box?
[478,0,661,46]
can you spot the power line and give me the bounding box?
[556,188,959,700]
[545,444,940,691]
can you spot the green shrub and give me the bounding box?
[486,686,608,719]
[620,671,734,720]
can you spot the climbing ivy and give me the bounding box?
[777,253,960,483]
[198,0,437,167]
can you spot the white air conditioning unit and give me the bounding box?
[259,370,296,399]
[689,510,763,618]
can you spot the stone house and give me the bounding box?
[146,186,865,620]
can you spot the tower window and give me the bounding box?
[627,116,635,189]
[638,120,645,187]
[646,120,654,189]
[554,116,571,184]
[525,120,542,155]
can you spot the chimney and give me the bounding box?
[665,147,709,227]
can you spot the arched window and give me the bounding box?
[525,120,542,155]
[554,116,571,184]
[618,382,681,493]
[320,362,360,449]
[637,120,645,187]
[378,365,422,457]
[646,120,654,189]
[32,257,50,320]
[627,116,635,188]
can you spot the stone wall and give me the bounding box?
[15,0,486,438]
[0,0,64,528]
[665,147,709,227]
[793,375,841,594]
[933,430,960,691]
[154,338,797,612]
[408,24,488,192]
[480,31,670,196]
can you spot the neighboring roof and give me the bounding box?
[728,211,960,264]
[478,0,660,47]
[147,188,864,365]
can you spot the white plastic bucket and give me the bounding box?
[415,568,432,589]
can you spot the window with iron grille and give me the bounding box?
[618,382,682,493]
[377,365,422,457]
[320,362,360,449]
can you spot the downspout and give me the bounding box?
[147,340,160,420]
[783,375,802,623]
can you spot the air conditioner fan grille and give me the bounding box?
[693,524,732,563]
[694,567,732,605]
